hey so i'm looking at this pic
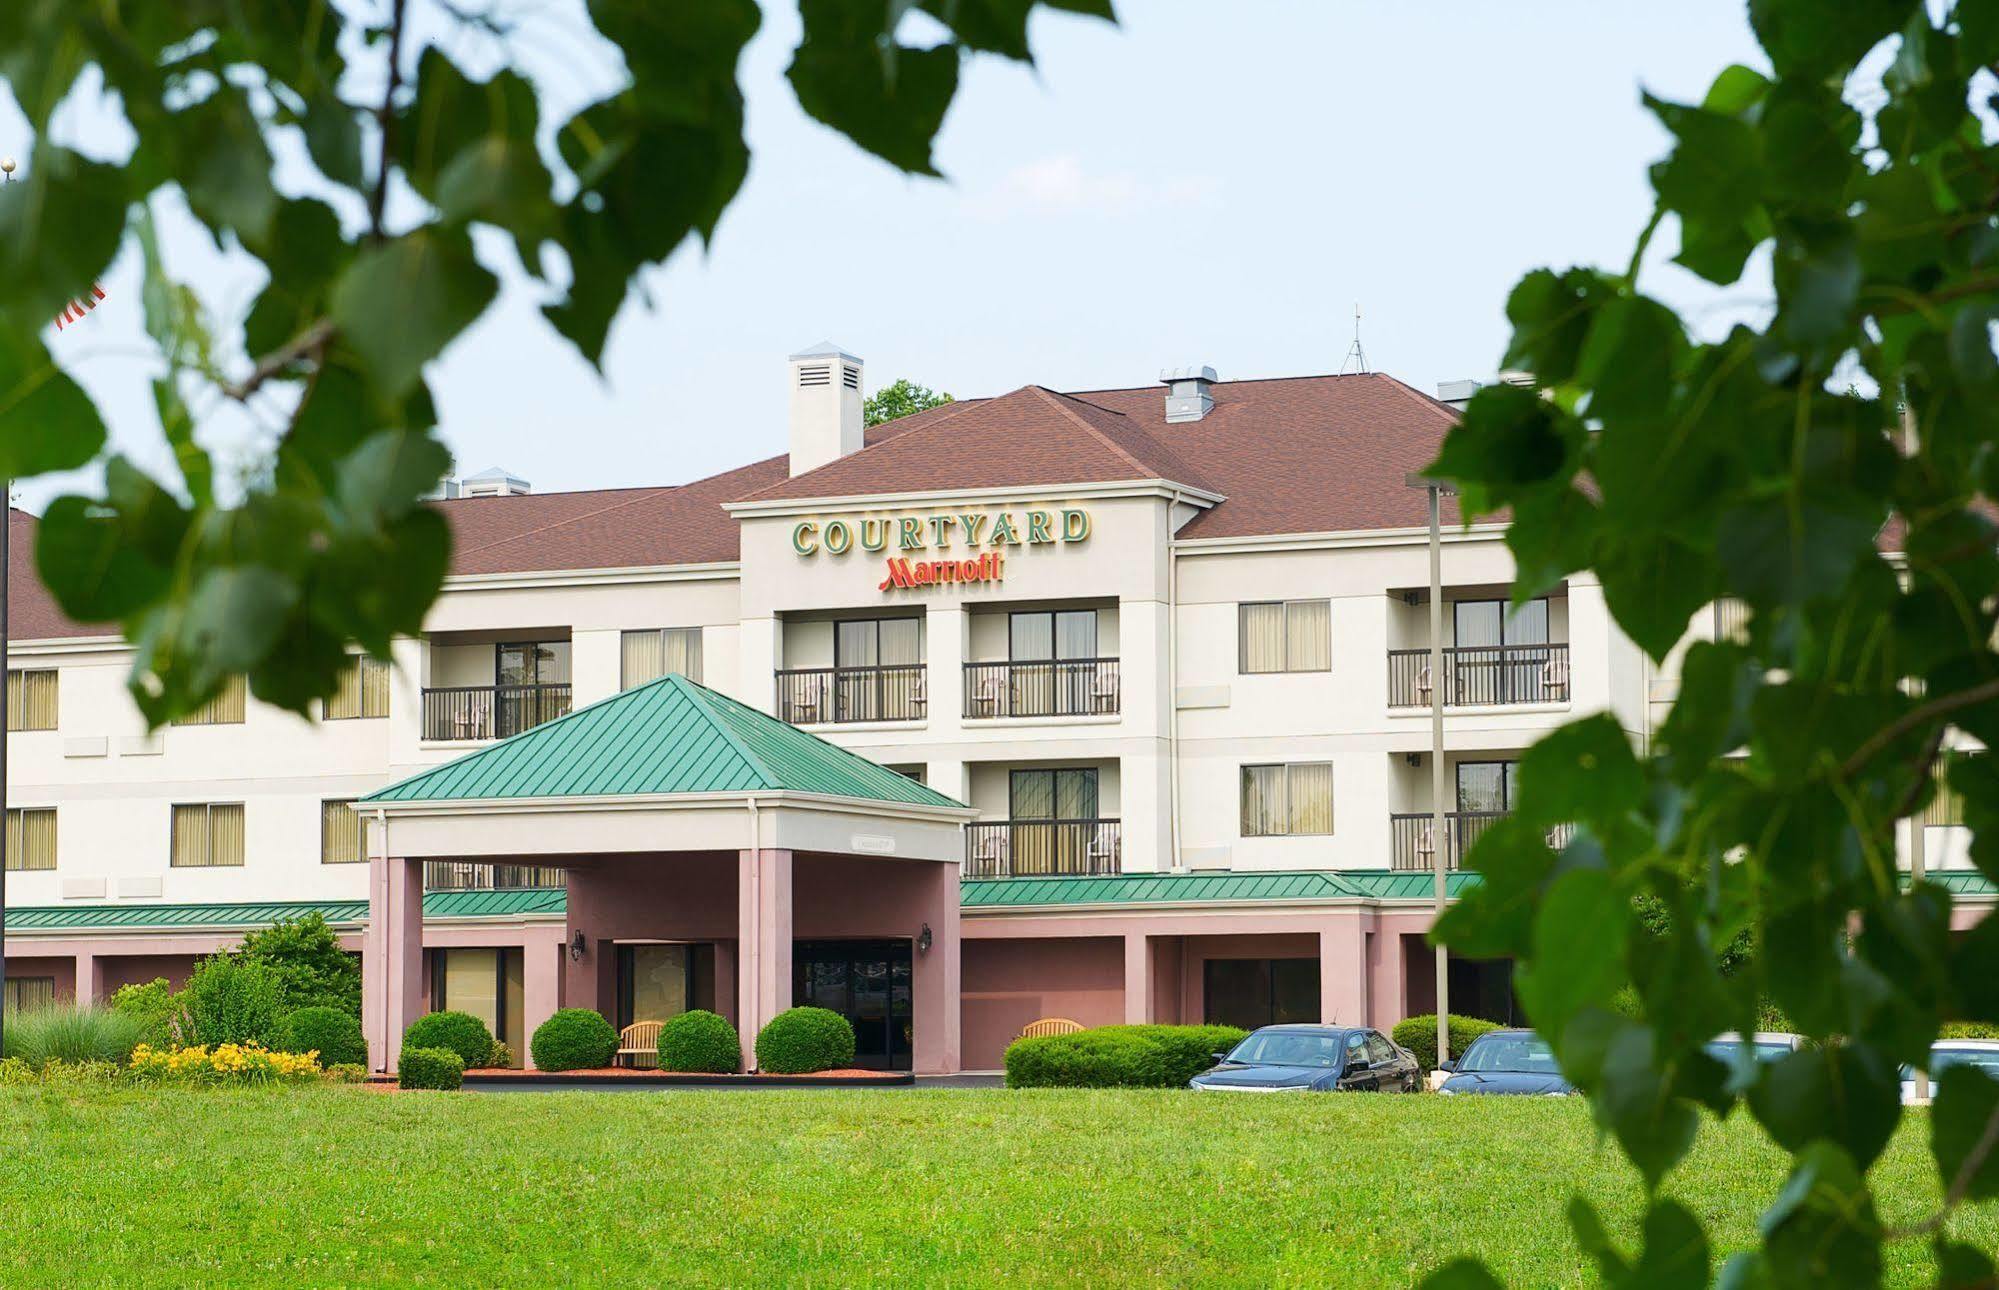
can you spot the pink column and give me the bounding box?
[1319,919,1369,1026]
[72,950,103,1005]
[1369,924,1412,1027]
[911,860,962,1075]
[521,933,563,1071]
[1123,933,1151,1024]
[361,854,425,1074]
[737,848,793,1069]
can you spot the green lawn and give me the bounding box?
[0,1086,1989,1286]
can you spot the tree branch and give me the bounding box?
[1838,677,1999,784]
[1888,725,1949,825]
[369,0,411,241]
[220,319,335,402]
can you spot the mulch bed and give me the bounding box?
[458,1067,914,1089]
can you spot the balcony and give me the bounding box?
[1386,643,1570,708]
[964,819,1122,879]
[774,665,926,725]
[421,684,572,741]
[963,659,1120,719]
[1389,811,1576,870]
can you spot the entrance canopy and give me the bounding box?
[361,673,974,861]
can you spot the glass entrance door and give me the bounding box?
[791,939,914,1071]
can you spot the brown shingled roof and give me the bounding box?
[9,509,105,641]
[9,372,1470,640]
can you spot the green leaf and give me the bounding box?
[1515,714,1647,830]
[0,144,128,330]
[1931,1066,1999,1204]
[787,0,962,176]
[1596,532,1719,662]
[1428,384,1582,514]
[1748,0,1915,78]
[302,90,364,190]
[1747,1045,1901,1169]
[172,89,280,245]
[1935,1235,1997,1289]
[1757,1142,1881,1288]
[177,565,299,673]
[1501,267,1616,387]
[1716,498,1878,610]
[1575,294,1687,428]
[330,228,497,399]
[1644,93,1767,284]
[1629,1199,1712,1288]
[0,325,108,477]
[1591,1022,1701,1188]
[1516,869,1629,1040]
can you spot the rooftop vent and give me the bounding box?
[1160,365,1217,423]
[788,341,865,476]
[1436,379,1479,412]
[455,467,531,497]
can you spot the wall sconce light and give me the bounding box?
[917,923,933,955]
[568,932,587,962]
[1404,752,1423,768]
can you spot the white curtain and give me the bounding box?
[1285,601,1331,671]
[1240,603,1286,673]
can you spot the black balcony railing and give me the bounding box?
[421,683,572,740]
[424,862,568,890]
[1386,642,1571,708]
[964,819,1121,879]
[963,659,1121,719]
[1389,811,1576,870]
[774,665,926,724]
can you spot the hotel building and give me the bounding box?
[3,348,1987,1072]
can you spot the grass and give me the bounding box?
[0,1086,1990,1286]
[0,1003,144,1065]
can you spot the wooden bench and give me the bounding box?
[618,1020,664,1069]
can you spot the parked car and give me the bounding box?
[1436,1029,1574,1096]
[1189,1025,1421,1093]
[1902,1040,1999,1104]
[1704,1032,1805,1067]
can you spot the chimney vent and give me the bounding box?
[455,467,530,497]
[1436,379,1480,412]
[788,341,865,476]
[1160,365,1217,423]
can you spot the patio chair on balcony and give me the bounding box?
[1019,1018,1085,1040]
[971,828,1010,874]
[618,1021,664,1070]
[1540,654,1571,702]
[970,674,1004,716]
[789,685,822,724]
[1086,825,1119,872]
[1090,669,1118,710]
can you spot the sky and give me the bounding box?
[10,1,1770,510]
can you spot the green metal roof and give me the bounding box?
[958,869,1484,907]
[6,889,567,932]
[1334,870,1487,902]
[363,674,965,810]
[1922,871,1997,896]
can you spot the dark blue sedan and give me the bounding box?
[1436,1028,1574,1096]
[1189,1025,1421,1093]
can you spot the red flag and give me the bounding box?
[55,284,107,330]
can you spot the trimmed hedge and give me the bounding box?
[1391,1014,1503,1073]
[403,1010,495,1070]
[398,1046,464,1091]
[755,1007,856,1075]
[278,1006,367,1068]
[1004,1024,1249,1089]
[532,1009,619,1072]
[660,1010,741,1074]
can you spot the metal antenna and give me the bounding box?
[1340,302,1369,375]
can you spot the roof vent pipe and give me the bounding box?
[1160,365,1217,423]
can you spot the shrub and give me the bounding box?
[1003,1024,1249,1089]
[235,913,362,1016]
[1942,1021,1999,1040]
[659,1010,740,1073]
[397,1046,464,1091]
[402,1011,496,1071]
[126,1042,322,1084]
[488,1041,515,1070]
[323,1062,369,1084]
[110,978,187,1048]
[755,1007,856,1075]
[278,1006,368,1067]
[531,1009,618,1071]
[2,1002,146,1065]
[181,956,288,1048]
[1391,1014,1503,1073]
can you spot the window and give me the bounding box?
[173,675,247,726]
[1455,761,1518,814]
[498,641,570,686]
[1240,762,1334,836]
[423,861,567,890]
[1008,769,1103,875]
[4,807,55,871]
[432,947,525,1059]
[3,977,54,1012]
[324,656,390,720]
[1454,598,1549,649]
[1365,1031,1397,1065]
[621,628,704,689]
[1203,958,1320,1028]
[1010,609,1098,662]
[1712,597,1750,645]
[321,800,365,865]
[1925,752,1984,827]
[7,669,57,730]
[171,802,245,868]
[836,617,923,669]
[1238,600,1331,673]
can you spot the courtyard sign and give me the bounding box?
[790,506,1091,594]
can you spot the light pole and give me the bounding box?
[1407,471,1454,1070]
[0,152,15,1041]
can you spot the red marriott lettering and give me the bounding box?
[879,552,1004,591]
